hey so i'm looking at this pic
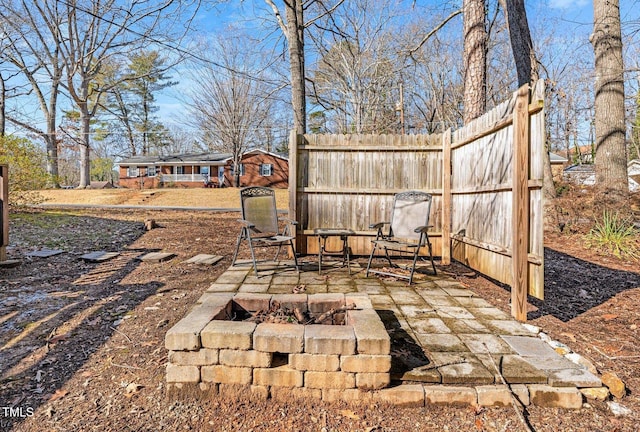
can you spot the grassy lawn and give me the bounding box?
[35,187,290,209]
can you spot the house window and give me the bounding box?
[260,163,273,176]
[148,166,158,177]
[176,166,184,175]
[127,166,139,177]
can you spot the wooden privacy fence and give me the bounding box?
[289,81,545,321]
[1,165,8,262]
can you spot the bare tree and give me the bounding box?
[591,0,629,201]
[56,0,194,188]
[185,36,278,187]
[463,0,487,123]
[263,0,345,134]
[308,0,403,134]
[405,19,465,133]
[0,0,65,184]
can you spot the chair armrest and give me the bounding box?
[414,225,432,234]
[237,219,255,228]
[279,217,298,225]
[369,222,389,230]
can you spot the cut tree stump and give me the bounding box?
[144,219,158,231]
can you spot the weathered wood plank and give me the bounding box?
[139,252,176,263]
[441,130,452,265]
[27,249,65,258]
[80,251,120,262]
[511,85,531,322]
[184,254,223,265]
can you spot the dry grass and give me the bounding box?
[36,188,290,209]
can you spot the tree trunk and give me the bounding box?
[503,0,538,86]
[591,0,628,202]
[45,88,60,187]
[0,74,5,136]
[503,0,558,231]
[79,105,92,188]
[463,0,487,123]
[285,0,306,135]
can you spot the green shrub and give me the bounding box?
[0,135,50,207]
[584,211,639,259]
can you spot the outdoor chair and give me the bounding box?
[366,190,437,284]
[232,186,299,275]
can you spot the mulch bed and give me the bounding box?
[1,207,639,431]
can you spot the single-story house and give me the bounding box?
[563,159,640,192]
[549,152,568,181]
[118,149,288,189]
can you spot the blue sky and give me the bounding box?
[156,0,601,125]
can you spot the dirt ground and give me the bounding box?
[1,194,640,431]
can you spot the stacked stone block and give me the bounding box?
[165,293,391,392]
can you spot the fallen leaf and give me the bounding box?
[48,333,70,344]
[125,383,143,397]
[474,417,484,430]
[602,314,619,321]
[49,389,68,401]
[339,409,360,420]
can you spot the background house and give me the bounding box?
[549,152,568,181]
[220,149,289,188]
[118,150,288,189]
[563,159,640,192]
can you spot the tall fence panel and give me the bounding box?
[450,81,545,319]
[290,81,545,320]
[289,133,444,257]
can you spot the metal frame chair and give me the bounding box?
[232,186,299,275]
[366,190,437,284]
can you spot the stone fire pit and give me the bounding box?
[165,293,391,393]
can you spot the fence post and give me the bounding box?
[511,85,531,322]
[441,130,452,265]
[0,165,8,262]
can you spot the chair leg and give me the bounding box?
[289,240,299,272]
[383,248,394,268]
[366,243,378,277]
[408,248,420,285]
[231,230,245,266]
[426,239,437,275]
[247,239,260,276]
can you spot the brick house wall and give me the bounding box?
[222,151,288,188]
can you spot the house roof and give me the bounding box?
[222,148,289,163]
[119,152,232,166]
[549,152,568,164]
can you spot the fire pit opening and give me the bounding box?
[221,297,351,326]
